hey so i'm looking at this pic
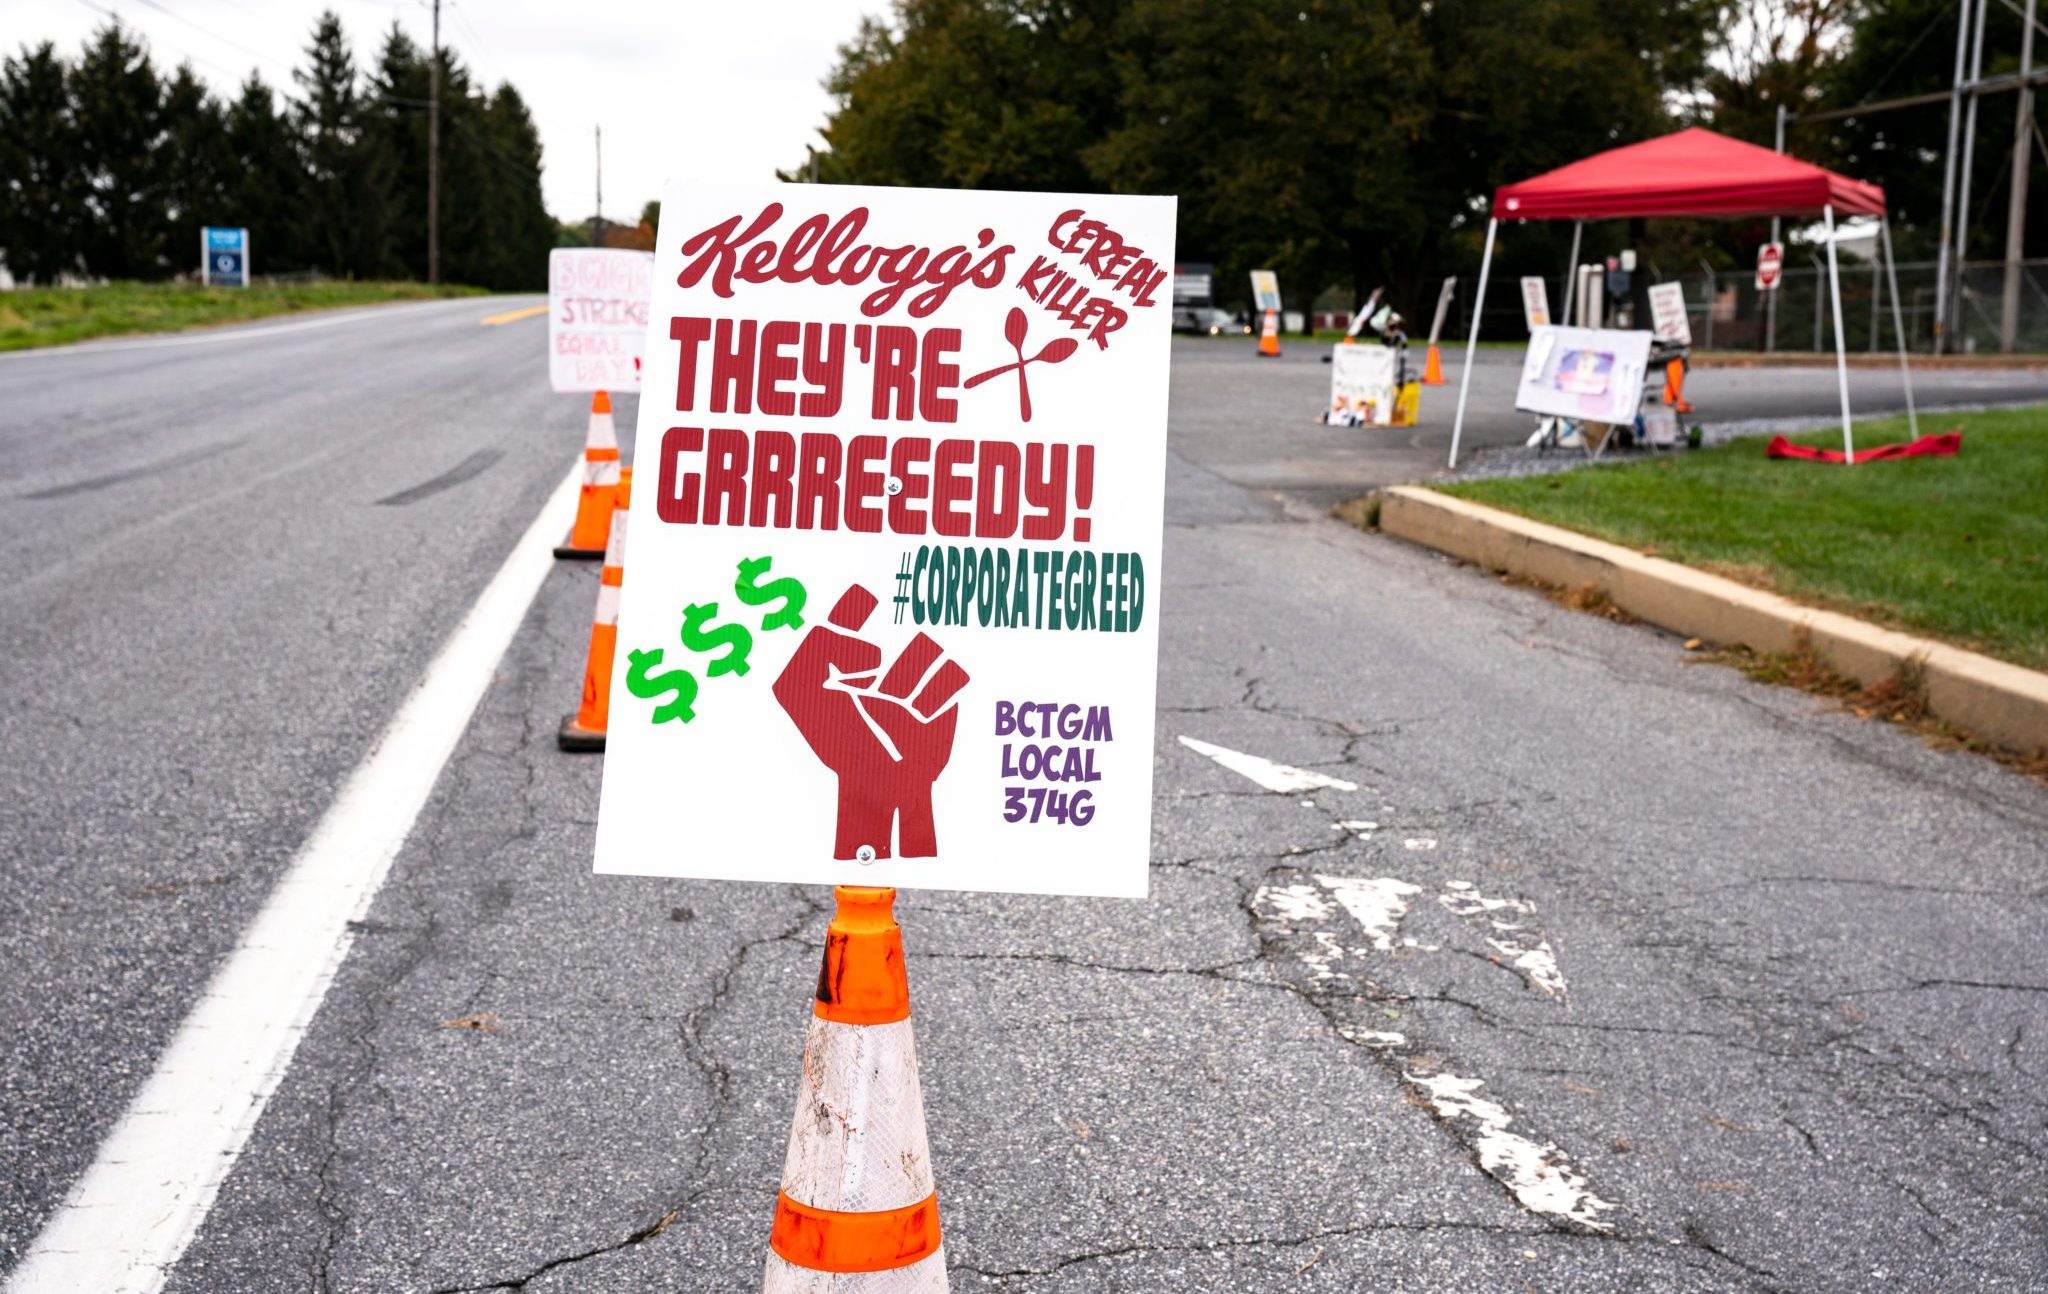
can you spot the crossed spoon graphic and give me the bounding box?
[963,307,1078,421]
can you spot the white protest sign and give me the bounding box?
[1514,325,1653,425]
[1520,276,1551,329]
[1647,281,1691,345]
[1326,344,1397,426]
[594,182,1175,898]
[549,247,654,392]
[1249,269,1281,313]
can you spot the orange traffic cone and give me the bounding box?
[1663,358,1695,413]
[764,887,946,1293]
[1257,309,1280,358]
[558,467,631,752]
[555,390,620,560]
[1421,343,1444,385]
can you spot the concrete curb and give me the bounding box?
[1379,486,2048,755]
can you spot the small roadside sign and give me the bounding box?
[1520,276,1551,330]
[1647,281,1691,345]
[549,247,654,393]
[594,181,1176,898]
[1755,243,1783,291]
[1249,269,1281,313]
[1425,276,1457,349]
[201,227,248,287]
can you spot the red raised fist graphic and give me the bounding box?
[773,584,970,860]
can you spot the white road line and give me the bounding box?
[1176,734,1358,793]
[3,460,584,1294]
[0,297,497,361]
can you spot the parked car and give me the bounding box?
[1172,307,1252,336]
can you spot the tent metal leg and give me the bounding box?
[1447,218,1498,470]
[1559,221,1582,327]
[1880,217,1920,440]
[1822,205,1855,462]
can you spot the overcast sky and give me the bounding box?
[10,0,884,221]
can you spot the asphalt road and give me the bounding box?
[2,314,2044,1291]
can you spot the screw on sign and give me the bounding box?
[1756,243,1784,291]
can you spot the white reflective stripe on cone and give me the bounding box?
[762,1244,947,1294]
[584,457,621,486]
[605,510,629,567]
[585,412,618,452]
[781,1017,934,1214]
[593,582,621,627]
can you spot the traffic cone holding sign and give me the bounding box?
[558,467,631,752]
[764,886,947,1293]
[554,390,620,560]
[1257,310,1280,357]
[1662,358,1695,413]
[1421,343,1444,385]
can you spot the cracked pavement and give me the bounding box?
[5,323,2047,1291]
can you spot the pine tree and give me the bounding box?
[0,41,85,283]
[291,11,395,277]
[478,83,553,290]
[71,21,167,279]
[364,24,430,277]
[224,74,308,273]
[159,63,233,276]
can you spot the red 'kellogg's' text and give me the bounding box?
[677,203,1014,318]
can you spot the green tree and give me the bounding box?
[223,73,309,272]
[159,64,234,275]
[791,0,1124,191]
[363,25,430,276]
[292,11,396,276]
[797,0,1714,312]
[470,83,555,289]
[0,41,84,283]
[71,21,168,278]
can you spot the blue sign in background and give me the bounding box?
[202,227,248,287]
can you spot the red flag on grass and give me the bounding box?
[1766,431,1962,464]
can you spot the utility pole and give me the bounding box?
[427,0,440,284]
[1934,0,1974,353]
[591,125,603,246]
[2002,0,2039,352]
[1767,104,1785,353]
[1954,0,1990,349]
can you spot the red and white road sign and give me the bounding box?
[1755,243,1784,291]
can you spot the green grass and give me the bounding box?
[0,280,487,351]
[1438,407,2048,669]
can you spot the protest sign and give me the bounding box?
[1249,269,1281,313]
[1647,282,1691,345]
[1514,325,1653,425]
[1326,344,1397,426]
[593,182,1175,898]
[550,247,654,393]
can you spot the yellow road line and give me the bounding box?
[480,304,548,326]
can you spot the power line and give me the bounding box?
[446,3,505,87]
[66,0,248,80]
[127,0,290,74]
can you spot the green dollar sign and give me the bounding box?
[733,556,806,632]
[623,647,699,724]
[679,602,752,677]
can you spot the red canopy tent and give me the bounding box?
[1448,127,1918,467]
